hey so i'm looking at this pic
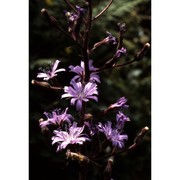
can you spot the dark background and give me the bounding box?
[29,0,151,179]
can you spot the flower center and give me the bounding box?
[78,92,85,100]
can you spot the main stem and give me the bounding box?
[78,3,93,180]
[83,2,92,83]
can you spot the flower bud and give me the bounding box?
[135,43,150,61]
[134,126,149,144]
[41,8,58,27]
[103,158,114,180]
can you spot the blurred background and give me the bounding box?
[29,0,151,179]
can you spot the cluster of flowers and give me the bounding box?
[35,4,132,155]
[38,58,130,152]
[33,2,150,179]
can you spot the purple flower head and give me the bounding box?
[98,121,128,149]
[64,10,78,32]
[116,111,130,130]
[91,32,117,51]
[114,47,126,59]
[52,122,90,151]
[69,60,100,83]
[64,10,78,22]
[110,96,129,109]
[76,5,86,16]
[116,111,130,123]
[104,32,117,45]
[62,81,98,111]
[64,6,85,33]
[40,108,73,128]
[37,60,65,81]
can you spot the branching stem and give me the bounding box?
[83,2,92,82]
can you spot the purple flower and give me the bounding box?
[64,9,78,21]
[116,111,130,130]
[64,10,78,32]
[98,121,128,149]
[116,111,130,123]
[52,122,90,151]
[37,60,65,81]
[91,32,117,51]
[104,32,117,45]
[40,108,73,128]
[62,81,98,111]
[114,47,126,59]
[110,96,129,109]
[64,6,85,33]
[76,5,86,16]
[69,60,100,83]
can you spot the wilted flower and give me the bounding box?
[76,5,86,16]
[116,111,130,130]
[37,60,65,81]
[110,96,129,109]
[52,122,90,151]
[69,60,100,83]
[104,31,117,45]
[62,81,98,111]
[114,47,126,59]
[91,32,117,51]
[104,97,129,115]
[98,121,128,149]
[64,10,78,32]
[40,108,73,128]
[116,111,130,123]
[64,5,85,33]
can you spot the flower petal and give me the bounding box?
[52,60,60,72]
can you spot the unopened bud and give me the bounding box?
[41,8,46,14]
[135,43,150,61]
[41,8,58,26]
[134,126,149,145]
[39,118,49,133]
[31,80,50,88]
[31,79,35,84]
[39,118,44,123]
[41,8,49,18]
[64,11,71,18]
[103,158,113,180]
